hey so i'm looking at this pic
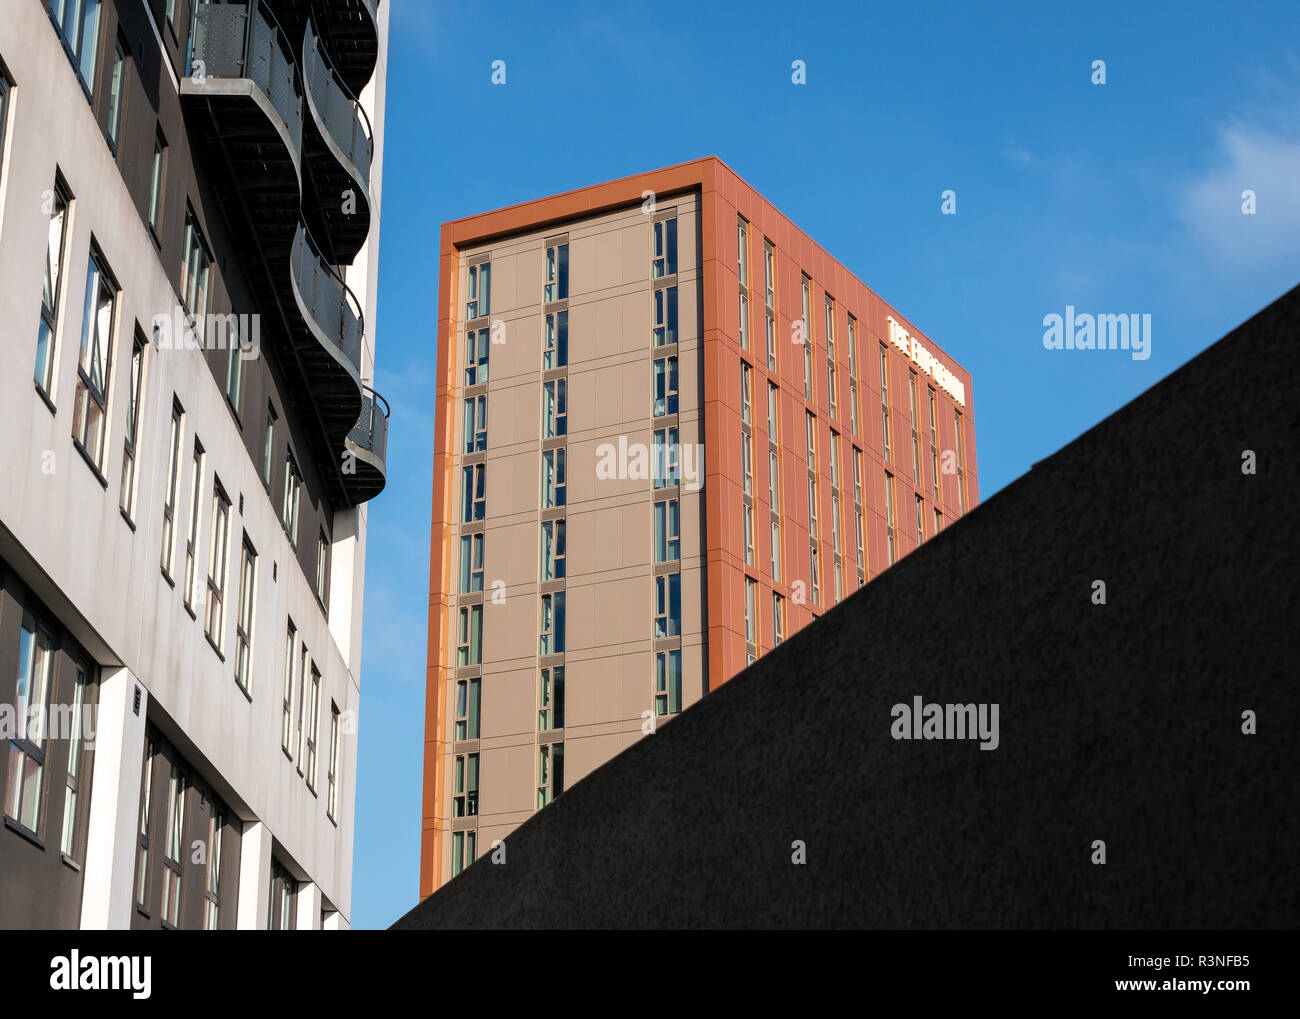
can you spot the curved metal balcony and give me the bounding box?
[310,0,380,98]
[290,220,364,434]
[182,0,303,257]
[302,12,373,263]
[343,386,389,502]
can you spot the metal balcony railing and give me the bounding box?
[189,0,303,159]
[348,386,390,465]
[304,14,373,185]
[291,221,363,376]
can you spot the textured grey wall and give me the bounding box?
[395,284,1300,930]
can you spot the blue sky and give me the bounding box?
[353,0,1300,928]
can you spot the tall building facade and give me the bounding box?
[0,0,387,929]
[421,157,977,895]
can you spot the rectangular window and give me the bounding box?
[652,285,678,346]
[181,213,213,321]
[543,378,567,437]
[451,831,477,877]
[744,577,757,646]
[885,470,897,566]
[542,447,566,508]
[160,764,183,927]
[466,262,490,319]
[458,533,485,593]
[654,572,681,638]
[540,519,566,581]
[805,411,817,472]
[203,810,223,929]
[935,507,944,535]
[453,752,479,817]
[34,178,71,395]
[234,537,256,693]
[262,404,276,486]
[225,341,243,417]
[879,345,892,463]
[847,315,860,436]
[770,518,782,581]
[327,705,340,822]
[654,649,681,717]
[653,499,680,563]
[737,218,749,351]
[743,501,755,567]
[764,240,777,371]
[830,432,843,602]
[915,494,926,546]
[537,743,563,808]
[5,611,53,834]
[462,394,487,453]
[51,0,102,94]
[296,645,309,766]
[737,218,748,284]
[740,361,753,424]
[461,463,485,522]
[763,240,775,308]
[767,383,779,443]
[72,248,117,466]
[653,426,680,489]
[281,623,296,753]
[772,592,786,646]
[652,217,677,277]
[304,664,321,791]
[742,428,753,496]
[457,605,483,666]
[539,592,565,655]
[107,41,126,148]
[544,310,568,369]
[825,296,838,419]
[454,677,481,740]
[161,401,183,576]
[268,860,296,930]
[316,532,329,606]
[954,410,967,512]
[60,664,90,859]
[183,440,203,609]
[909,370,921,485]
[148,134,165,232]
[465,326,489,385]
[653,355,679,417]
[853,449,866,586]
[928,388,940,500]
[135,741,154,908]
[205,481,231,648]
[282,454,301,544]
[801,275,814,399]
[119,330,146,517]
[544,241,568,302]
[539,666,565,731]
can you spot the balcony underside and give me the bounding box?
[182,79,379,507]
[267,0,379,96]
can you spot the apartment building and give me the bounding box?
[420,157,978,896]
[0,0,387,929]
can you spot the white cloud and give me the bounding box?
[1180,125,1300,269]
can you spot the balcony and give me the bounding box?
[181,1,303,262]
[290,220,365,457]
[310,0,380,97]
[302,13,373,263]
[343,386,389,503]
